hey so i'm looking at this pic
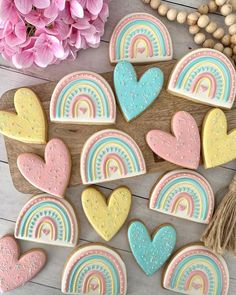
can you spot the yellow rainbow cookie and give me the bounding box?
[0,88,47,144]
[82,187,132,241]
[202,108,236,168]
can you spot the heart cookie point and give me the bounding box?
[82,187,132,241]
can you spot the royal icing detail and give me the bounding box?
[50,72,116,124]
[109,13,173,64]
[0,235,46,293]
[163,244,229,295]
[203,108,236,168]
[149,169,214,224]
[80,129,146,184]
[114,61,164,122]
[61,244,127,294]
[128,221,176,276]
[168,48,236,109]
[17,138,71,197]
[0,88,47,144]
[82,187,132,241]
[146,111,200,169]
[15,194,79,247]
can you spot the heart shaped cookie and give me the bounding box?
[146,111,200,169]
[0,88,47,144]
[128,221,176,276]
[202,108,236,168]
[114,60,164,122]
[0,235,46,293]
[17,138,71,197]
[82,187,132,241]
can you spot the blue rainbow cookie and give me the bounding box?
[61,244,127,294]
[168,48,236,109]
[50,71,116,124]
[80,129,146,184]
[15,194,79,247]
[109,13,173,64]
[149,169,214,224]
[163,243,229,295]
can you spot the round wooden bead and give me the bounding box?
[142,0,151,3]
[220,4,233,16]
[229,24,236,35]
[231,0,236,11]
[197,15,210,28]
[194,32,206,44]
[158,3,169,16]
[215,0,227,5]
[189,25,200,35]
[150,0,161,9]
[213,27,225,39]
[223,47,233,57]
[177,11,187,24]
[198,4,209,14]
[214,42,224,52]
[233,45,236,54]
[208,0,218,12]
[221,34,231,46]
[187,12,200,26]
[167,8,178,21]
[206,21,218,33]
[203,39,215,48]
[231,34,236,44]
[225,14,236,26]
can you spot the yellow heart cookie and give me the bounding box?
[0,88,47,144]
[82,187,132,241]
[202,108,236,168]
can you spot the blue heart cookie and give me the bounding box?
[128,220,176,276]
[114,61,164,122]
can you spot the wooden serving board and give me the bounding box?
[1,60,236,194]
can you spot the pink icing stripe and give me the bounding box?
[82,270,106,294]
[34,216,57,240]
[190,73,217,98]
[101,153,127,177]
[184,270,209,294]
[169,192,194,217]
[129,35,153,58]
[69,95,95,118]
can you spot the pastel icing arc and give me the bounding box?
[15,194,78,247]
[149,170,214,224]
[50,72,116,124]
[80,129,146,184]
[61,244,127,294]
[163,244,229,295]
[168,48,236,109]
[109,13,173,63]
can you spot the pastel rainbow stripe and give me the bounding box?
[149,170,214,224]
[109,13,173,63]
[61,244,127,294]
[168,49,236,109]
[80,129,146,184]
[50,72,116,124]
[163,244,229,295]
[15,194,78,247]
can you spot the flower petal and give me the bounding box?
[35,46,54,67]
[86,0,103,15]
[70,0,84,18]
[12,50,34,68]
[32,0,50,9]
[14,0,32,14]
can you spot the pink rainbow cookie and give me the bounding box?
[0,235,46,293]
[146,111,200,169]
[50,72,116,124]
[163,243,229,295]
[150,169,214,224]
[109,13,173,64]
[17,138,71,197]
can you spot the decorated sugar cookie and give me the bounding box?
[109,13,173,64]
[163,243,229,295]
[146,111,200,169]
[149,169,214,224]
[203,108,236,168]
[15,194,79,247]
[17,138,71,197]
[80,129,146,184]
[61,244,127,294]
[0,88,47,144]
[168,48,236,109]
[82,187,132,241]
[114,61,164,122]
[128,221,176,276]
[0,235,46,293]
[50,72,116,124]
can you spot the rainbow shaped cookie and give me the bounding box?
[80,129,146,184]
[109,13,173,64]
[163,243,229,295]
[168,48,236,109]
[15,194,79,247]
[50,72,116,124]
[149,169,214,224]
[61,244,127,294]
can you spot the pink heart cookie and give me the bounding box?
[0,235,46,293]
[17,138,71,197]
[146,111,200,169]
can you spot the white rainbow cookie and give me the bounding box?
[61,244,127,294]
[168,48,236,109]
[109,13,173,64]
[80,129,146,184]
[50,72,116,124]
[163,243,229,295]
[149,170,214,224]
[15,194,79,247]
